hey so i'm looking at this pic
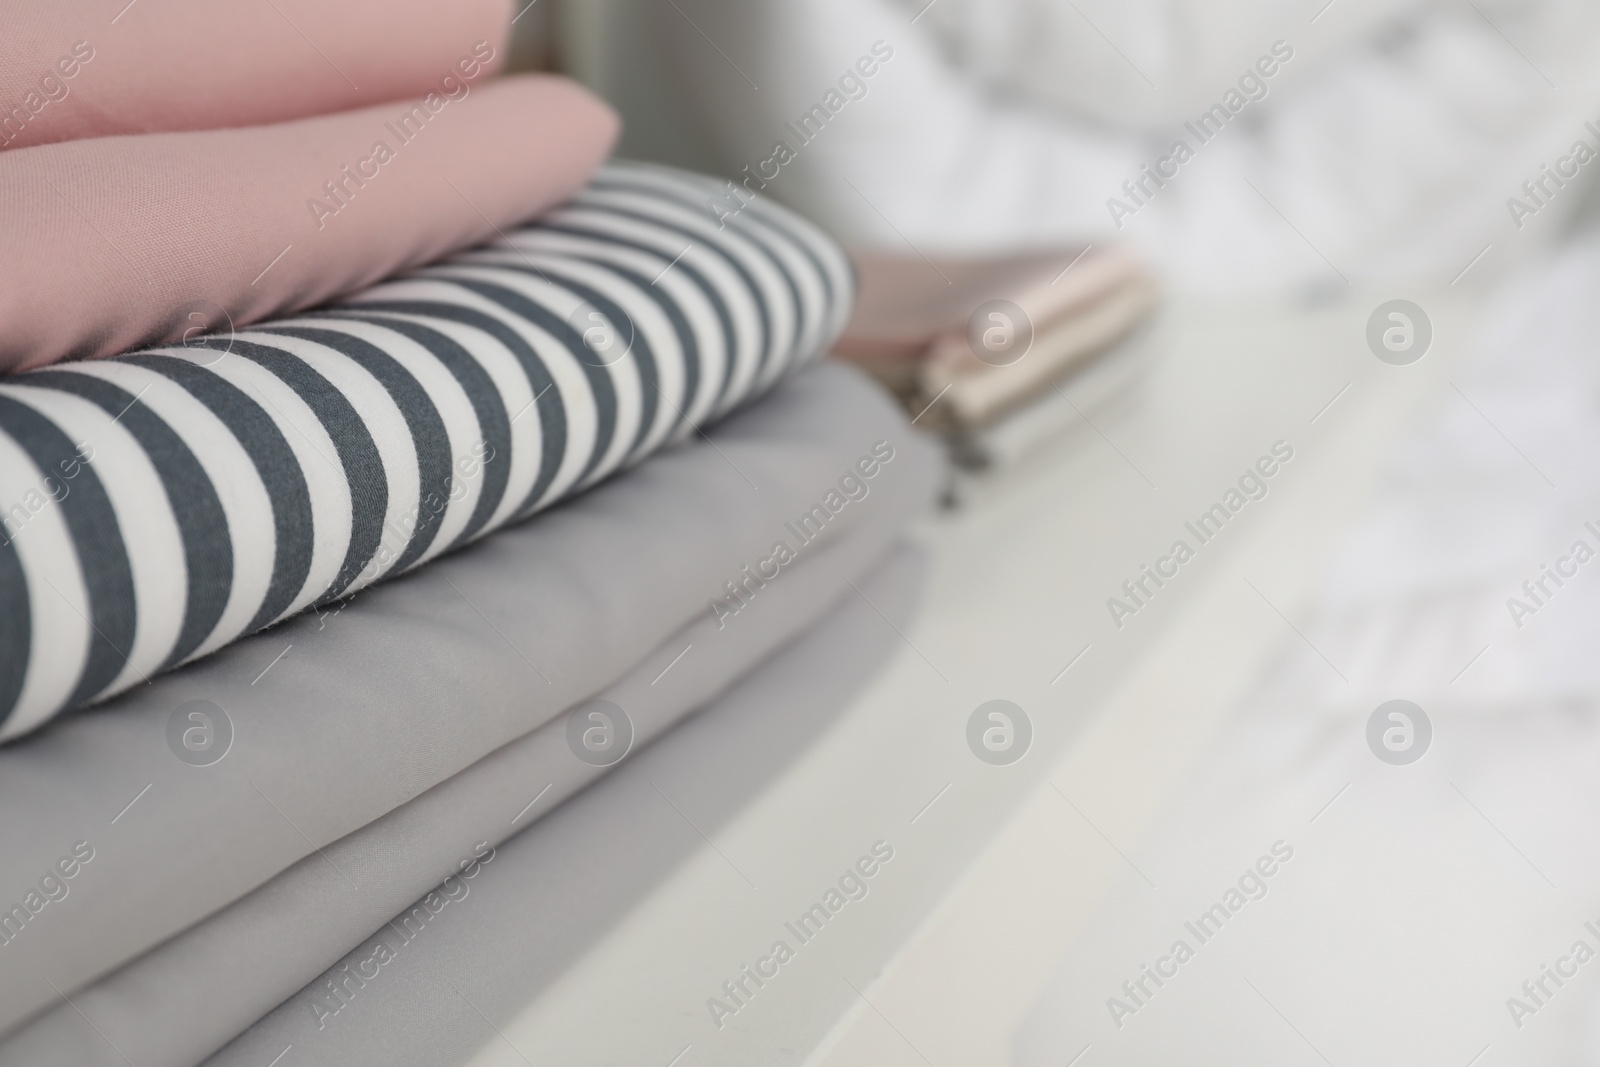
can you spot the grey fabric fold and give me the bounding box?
[0,361,934,1036]
[1,423,937,1067]
[205,544,927,1067]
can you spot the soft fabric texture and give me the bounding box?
[0,360,928,1037]
[0,162,853,741]
[0,440,936,1067]
[602,0,1600,290]
[834,246,1156,432]
[892,0,1421,128]
[203,546,925,1067]
[0,0,510,151]
[836,247,1144,368]
[0,74,618,371]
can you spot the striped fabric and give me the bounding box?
[0,162,853,741]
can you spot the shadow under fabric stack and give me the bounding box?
[0,5,941,1066]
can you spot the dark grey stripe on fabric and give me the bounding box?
[0,533,28,730]
[538,220,738,411]
[261,326,453,575]
[746,198,843,308]
[567,255,700,431]
[689,176,847,320]
[314,314,512,551]
[604,167,839,319]
[189,339,387,602]
[701,210,808,380]
[508,240,706,432]
[336,299,566,520]
[122,354,314,633]
[568,199,774,389]
[743,208,837,343]
[486,264,661,463]
[588,175,808,373]
[422,277,618,500]
[16,371,232,670]
[0,393,135,707]
[585,173,812,353]
[738,223,812,386]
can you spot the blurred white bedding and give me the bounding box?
[1014,222,1600,1065]
[899,0,1422,126]
[597,0,1600,289]
[1269,227,1600,716]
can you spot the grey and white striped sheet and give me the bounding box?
[0,162,853,741]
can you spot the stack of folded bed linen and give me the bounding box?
[0,4,940,1065]
[832,245,1159,492]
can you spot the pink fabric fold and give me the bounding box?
[0,0,511,151]
[0,74,620,372]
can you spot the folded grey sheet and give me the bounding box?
[204,545,926,1067]
[0,429,937,1067]
[0,361,933,1035]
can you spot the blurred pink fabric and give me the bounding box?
[0,74,620,371]
[0,0,511,151]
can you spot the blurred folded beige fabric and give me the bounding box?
[832,244,1158,435]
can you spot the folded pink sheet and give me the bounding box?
[0,0,510,151]
[0,74,619,372]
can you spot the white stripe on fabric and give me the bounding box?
[604,161,854,358]
[422,264,625,501]
[461,248,689,459]
[0,426,89,737]
[75,361,272,664]
[342,280,546,537]
[499,228,730,428]
[575,186,801,392]
[204,346,352,622]
[11,388,183,699]
[545,205,765,416]
[247,326,426,585]
[297,316,488,569]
